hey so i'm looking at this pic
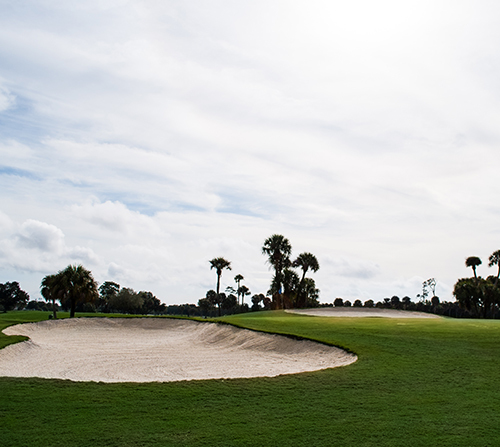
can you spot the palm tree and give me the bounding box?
[61,265,99,317]
[40,274,61,319]
[488,250,500,286]
[209,257,231,315]
[262,234,292,309]
[465,256,482,280]
[234,274,244,305]
[238,284,250,306]
[292,252,320,308]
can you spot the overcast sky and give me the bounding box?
[1,0,500,305]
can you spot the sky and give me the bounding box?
[1,0,500,305]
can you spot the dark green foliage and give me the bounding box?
[0,282,29,311]
[2,311,500,446]
[103,288,166,315]
[25,300,51,311]
[41,265,98,318]
[453,277,500,318]
[262,235,320,309]
[97,281,120,312]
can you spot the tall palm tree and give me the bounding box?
[293,252,320,308]
[234,274,244,305]
[488,250,500,286]
[262,234,292,309]
[209,257,231,315]
[465,256,482,280]
[40,273,63,319]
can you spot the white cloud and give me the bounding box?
[0,82,14,112]
[323,256,380,280]
[1,0,500,304]
[16,220,65,253]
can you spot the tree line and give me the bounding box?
[5,241,500,320]
[38,264,165,318]
[452,251,500,318]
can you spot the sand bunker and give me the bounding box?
[0,318,356,383]
[287,308,441,318]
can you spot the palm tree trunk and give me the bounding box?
[298,271,307,308]
[216,273,221,316]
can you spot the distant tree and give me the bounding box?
[391,296,401,309]
[41,274,62,318]
[344,300,352,307]
[302,278,320,307]
[26,300,50,311]
[262,234,292,309]
[262,296,272,310]
[209,257,231,315]
[238,285,250,306]
[424,278,437,298]
[292,252,320,308]
[43,265,98,318]
[251,293,265,311]
[465,256,482,280]
[108,288,143,314]
[454,278,482,317]
[334,298,344,307]
[206,289,219,309]
[353,299,363,307]
[198,297,215,317]
[488,250,500,285]
[282,269,300,308]
[98,281,120,312]
[138,291,164,314]
[221,294,237,312]
[402,296,412,310]
[0,282,29,312]
[416,282,429,302]
[431,296,440,308]
[363,299,374,308]
[234,274,244,304]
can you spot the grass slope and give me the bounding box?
[1,311,500,446]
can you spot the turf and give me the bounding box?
[1,310,500,446]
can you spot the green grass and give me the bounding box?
[1,310,500,446]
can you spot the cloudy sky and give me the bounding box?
[1,0,500,305]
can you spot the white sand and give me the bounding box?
[286,307,441,318]
[0,318,356,383]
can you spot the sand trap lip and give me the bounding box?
[286,308,441,318]
[0,318,356,383]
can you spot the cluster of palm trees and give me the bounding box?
[206,257,250,316]
[41,264,99,318]
[208,234,320,312]
[453,250,500,318]
[262,234,319,309]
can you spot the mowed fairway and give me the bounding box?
[1,311,500,446]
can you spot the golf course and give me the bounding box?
[1,310,499,446]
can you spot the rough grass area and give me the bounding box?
[1,311,500,446]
